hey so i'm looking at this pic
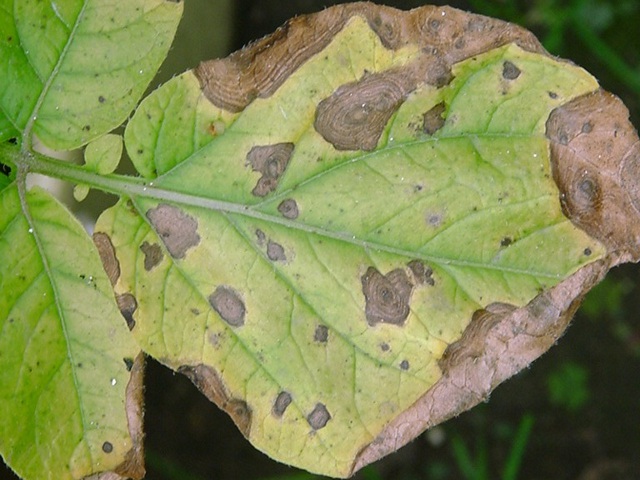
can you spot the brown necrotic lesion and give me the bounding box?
[246,143,294,197]
[314,70,415,151]
[145,204,201,259]
[208,286,246,327]
[361,267,413,326]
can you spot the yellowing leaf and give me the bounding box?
[0,186,142,480]
[93,3,640,478]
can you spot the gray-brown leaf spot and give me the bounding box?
[178,364,252,437]
[278,198,299,219]
[621,142,640,214]
[209,286,246,327]
[307,403,331,430]
[116,293,138,330]
[422,101,446,135]
[102,441,113,454]
[426,212,444,228]
[93,232,120,286]
[196,3,543,116]
[502,60,521,80]
[267,240,286,262]
[139,241,164,271]
[361,267,413,326]
[146,204,200,259]
[314,325,329,343]
[255,228,266,246]
[400,360,410,370]
[246,143,294,197]
[272,391,293,418]
[407,260,435,286]
[315,70,416,151]
[544,89,640,253]
[380,342,390,352]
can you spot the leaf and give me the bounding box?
[93,3,640,478]
[84,134,123,175]
[0,1,183,478]
[0,184,143,480]
[0,0,182,150]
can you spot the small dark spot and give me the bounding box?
[102,441,113,453]
[7,36,12,42]
[307,403,331,430]
[426,213,443,227]
[407,260,435,286]
[209,332,222,350]
[255,229,266,246]
[146,204,201,259]
[578,177,598,204]
[116,293,137,330]
[8,137,18,145]
[584,247,592,256]
[246,143,294,197]
[82,125,91,131]
[98,95,106,103]
[500,237,513,247]
[361,267,413,326]
[314,325,328,343]
[502,61,521,80]
[139,241,164,271]
[272,391,292,418]
[0,163,11,176]
[400,360,410,370]
[191,308,200,315]
[209,286,246,327]
[548,91,558,99]
[267,240,286,262]
[429,19,441,31]
[561,136,575,149]
[123,357,134,371]
[380,342,390,352]
[414,184,423,192]
[137,149,143,155]
[421,101,446,135]
[278,199,299,219]
[581,121,593,134]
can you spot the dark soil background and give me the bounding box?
[3,1,640,480]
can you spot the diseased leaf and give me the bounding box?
[0,0,182,150]
[0,185,143,480]
[94,3,640,478]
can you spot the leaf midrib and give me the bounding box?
[26,150,564,280]
[21,1,88,150]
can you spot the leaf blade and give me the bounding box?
[0,0,182,150]
[0,186,141,480]
[96,5,638,478]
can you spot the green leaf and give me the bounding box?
[0,185,142,480]
[94,8,619,477]
[84,134,123,175]
[0,0,182,150]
